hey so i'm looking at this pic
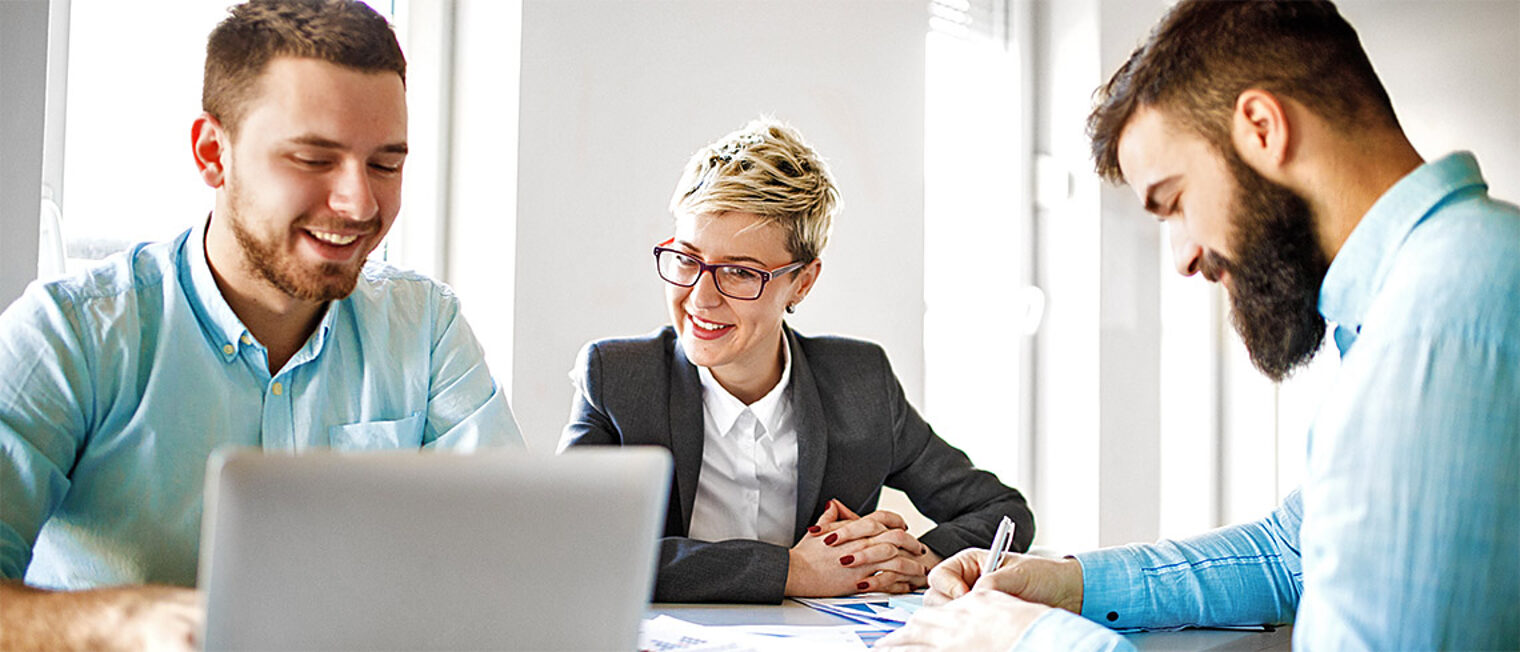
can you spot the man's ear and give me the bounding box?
[1232,89,1292,174]
[192,113,229,188]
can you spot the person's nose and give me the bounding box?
[329,161,380,222]
[1168,221,1203,277]
[689,268,727,308]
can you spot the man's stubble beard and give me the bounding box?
[224,175,367,303]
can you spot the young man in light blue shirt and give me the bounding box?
[0,1,523,648]
[882,1,1518,650]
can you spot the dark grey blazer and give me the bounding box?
[560,325,1035,603]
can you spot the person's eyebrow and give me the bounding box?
[286,135,408,156]
[672,240,767,267]
[287,135,344,149]
[717,255,769,267]
[1142,175,1180,215]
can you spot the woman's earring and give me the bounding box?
[785,303,796,314]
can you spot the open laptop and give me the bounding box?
[197,447,671,651]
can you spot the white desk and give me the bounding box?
[650,601,1293,651]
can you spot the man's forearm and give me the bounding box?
[2,581,102,650]
[0,580,203,651]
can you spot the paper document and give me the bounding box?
[719,624,869,650]
[640,615,869,651]
[792,593,921,626]
[791,593,925,646]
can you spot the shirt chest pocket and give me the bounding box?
[329,412,426,450]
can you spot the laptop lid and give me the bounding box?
[198,447,671,651]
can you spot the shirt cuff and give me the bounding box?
[1071,547,1151,631]
[1013,608,1135,652]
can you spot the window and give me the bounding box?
[922,0,1034,489]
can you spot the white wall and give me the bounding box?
[1,0,49,307]
[508,0,928,452]
[1339,0,1520,203]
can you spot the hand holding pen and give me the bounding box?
[921,520,1083,614]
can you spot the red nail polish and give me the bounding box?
[824,533,838,545]
[857,581,869,590]
[840,555,855,565]
[808,525,821,534]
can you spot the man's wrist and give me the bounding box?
[1058,556,1085,614]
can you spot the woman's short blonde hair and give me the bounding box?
[669,117,841,263]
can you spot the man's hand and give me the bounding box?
[924,549,1084,614]
[785,499,940,596]
[876,588,1051,650]
[0,580,203,652]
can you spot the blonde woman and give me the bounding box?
[560,118,1033,603]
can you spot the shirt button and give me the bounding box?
[272,382,283,396]
[1107,611,1119,622]
[222,344,235,355]
[241,334,252,345]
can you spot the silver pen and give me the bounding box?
[981,516,1016,579]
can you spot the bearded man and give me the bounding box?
[0,1,523,648]
[881,1,1519,650]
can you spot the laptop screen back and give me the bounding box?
[198,448,671,651]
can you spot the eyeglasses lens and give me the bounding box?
[656,250,765,300]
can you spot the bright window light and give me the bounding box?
[922,17,1028,489]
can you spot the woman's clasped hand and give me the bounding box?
[784,499,943,596]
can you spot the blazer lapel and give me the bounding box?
[786,326,829,542]
[668,335,706,534]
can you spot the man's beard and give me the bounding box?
[1203,155,1329,383]
[225,179,370,303]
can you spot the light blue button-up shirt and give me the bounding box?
[1017,152,1520,650]
[0,223,523,589]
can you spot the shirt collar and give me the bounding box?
[180,217,254,363]
[178,216,340,366]
[696,334,793,438]
[1318,152,1487,353]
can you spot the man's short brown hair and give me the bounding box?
[203,0,405,135]
[1088,0,1399,184]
